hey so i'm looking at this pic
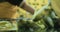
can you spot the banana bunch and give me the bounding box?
[0,21,13,30]
[18,18,45,32]
[18,0,59,32]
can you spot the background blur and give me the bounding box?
[0,0,60,32]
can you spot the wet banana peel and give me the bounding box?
[0,2,32,19]
[51,0,60,18]
[0,2,19,19]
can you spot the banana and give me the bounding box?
[51,0,60,18]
